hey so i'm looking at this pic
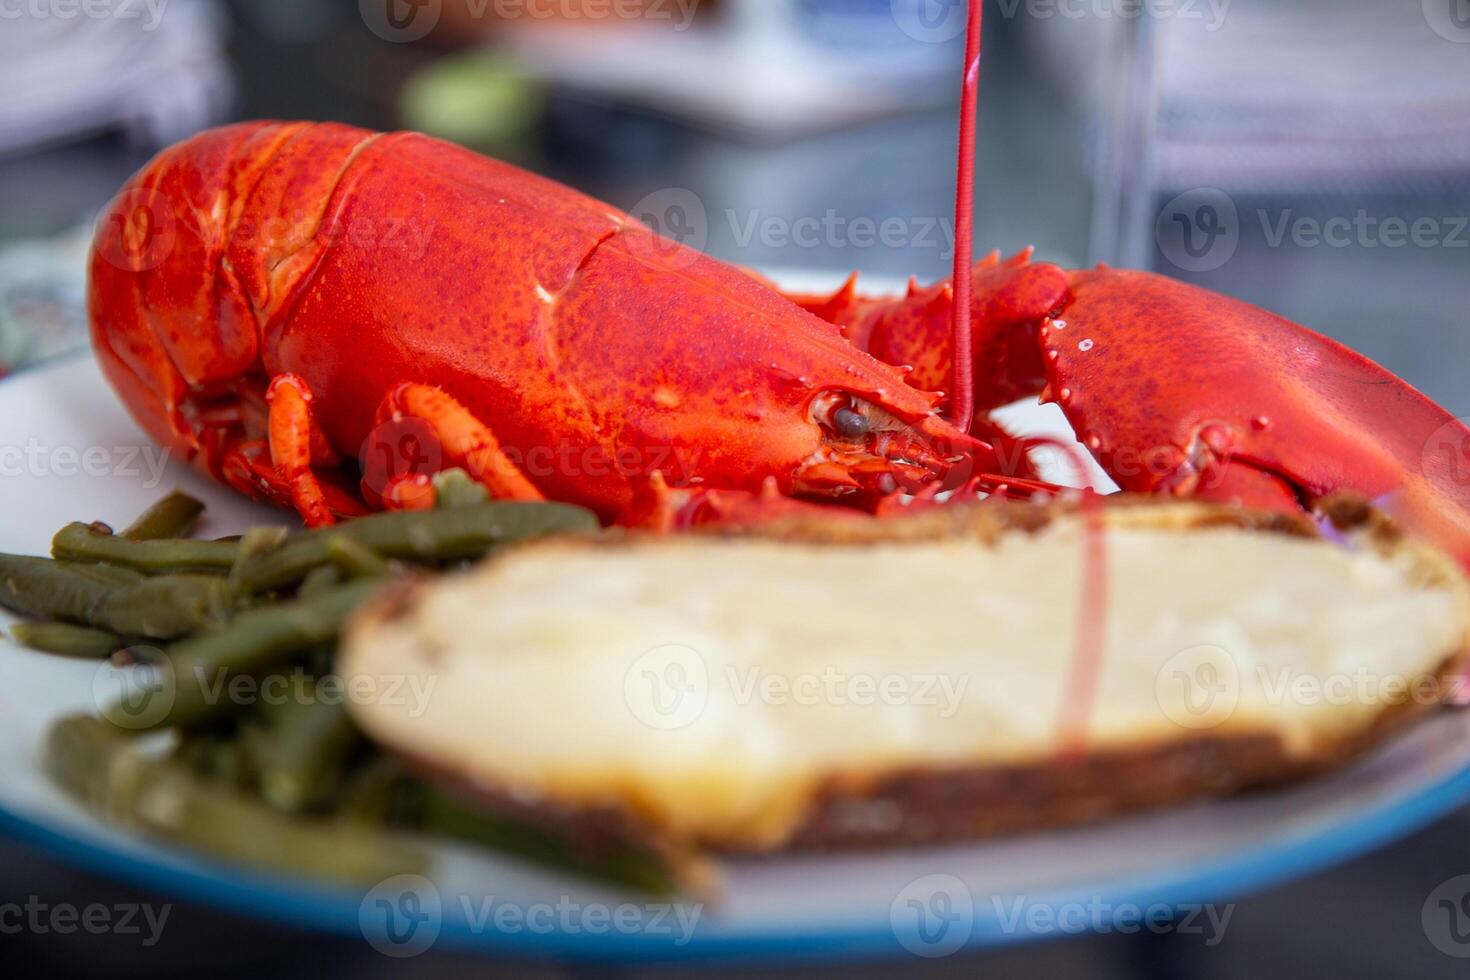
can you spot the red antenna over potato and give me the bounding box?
[949,0,984,433]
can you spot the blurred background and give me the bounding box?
[3,0,1470,975]
[2,0,1467,409]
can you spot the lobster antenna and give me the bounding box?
[949,0,984,433]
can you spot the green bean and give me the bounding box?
[68,562,146,587]
[169,730,254,789]
[53,522,239,574]
[248,689,362,812]
[417,789,676,894]
[298,565,344,601]
[48,714,143,807]
[9,622,121,659]
[0,555,106,622]
[238,525,290,561]
[234,502,598,593]
[340,756,414,826]
[122,491,206,541]
[433,468,490,509]
[171,734,214,774]
[168,729,253,784]
[209,735,254,789]
[325,536,390,579]
[47,715,426,884]
[227,526,290,588]
[303,644,336,677]
[0,555,231,638]
[103,576,234,639]
[138,579,381,729]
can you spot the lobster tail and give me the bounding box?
[88,122,298,466]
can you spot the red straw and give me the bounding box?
[949,0,984,434]
[945,4,1107,753]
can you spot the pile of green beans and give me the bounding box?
[47,715,428,884]
[0,484,675,890]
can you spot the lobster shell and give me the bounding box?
[89,122,976,524]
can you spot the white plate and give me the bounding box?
[4,351,1470,963]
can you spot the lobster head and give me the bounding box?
[567,226,984,512]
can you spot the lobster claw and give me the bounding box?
[1049,268,1470,565]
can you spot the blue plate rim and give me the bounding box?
[6,734,1470,962]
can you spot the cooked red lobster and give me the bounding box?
[86,34,1470,567]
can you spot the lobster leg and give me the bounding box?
[267,374,338,528]
[377,384,545,504]
[220,439,369,521]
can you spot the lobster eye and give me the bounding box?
[832,407,870,439]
